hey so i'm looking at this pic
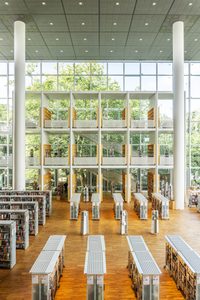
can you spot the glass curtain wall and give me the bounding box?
[0,60,198,187]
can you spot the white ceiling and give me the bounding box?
[0,0,200,60]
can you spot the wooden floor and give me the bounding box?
[0,195,200,300]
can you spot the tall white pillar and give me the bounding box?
[14,21,25,190]
[173,21,185,209]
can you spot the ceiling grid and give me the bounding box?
[0,0,199,60]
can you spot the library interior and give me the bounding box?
[0,0,200,299]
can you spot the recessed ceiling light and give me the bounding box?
[139,38,143,41]
[49,22,54,26]
[35,50,39,53]
[42,2,46,5]
[116,2,119,5]
[56,38,59,41]
[60,50,63,53]
[167,38,171,41]
[113,22,117,26]
[0,38,3,41]
[111,38,115,41]
[79,1,83,5]
[194,38,198,41]
[188,2,193,6]
[28,38,31,41]
[160,50,163,53]
[5,2,9,5]
[110,50,114,53]
[135,50,138,53]
[83,38,87,41]
[81,22,85,26]
[152,2,156,5]
[85,50,88,53]
[145,22,149,26]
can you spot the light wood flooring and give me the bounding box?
[0,194,200,300]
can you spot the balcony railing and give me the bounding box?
[102,157,126,165]
[26,157,40,167]
[26,120,39,128]
[74,157,97,165]
[74,120,97,128]
[0,155,12,167]
[131,120,155,128]
[159,156,173,165]
[131,156,155,165]
[159,119,173,128]
[44,157,68,166]
[44,120,68,128]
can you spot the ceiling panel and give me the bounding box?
[67,15,98,32]
[126,32,157,46]
[42,32,72,46]
[153,32,172,47]
[0,46,14,59]
[135,0,174,15]
[169,0,200,15]
[24,0,64,14]
[48,46,75,59]
[100,0,136,14]
[0,0,200,60]
[100,15,132,32]
[130,15,166,33]
[71,32,98,45]
[0,0,28,14]
[63,0,98,14]
[26,45,52,59]
[26,32,45,46]
[100,32,128,45]
[0,32,13,45]
[74,46,99,57]
[160,15,199,33]
[100,46,125,58]
[33,15,69,32]
[0,15,38,32]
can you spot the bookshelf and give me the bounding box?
[0,209,29,249]
[0,201,38,236]
[127,235,161,300]
[30,235,67,300]
[152,193,170,219]
[112,193,124,220]
[0,189,52,217]
[0,220,16,269]
[133,193,148,219]
[165,235,200,300]
[0,195,46,226]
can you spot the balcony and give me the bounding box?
[159,145,173,165]
[26,157,40,167]
[131,119,155,129]
[44,120,68,128]
[131,156,155,165]
[74,120,97,128]
[102,157,126,165]
[102,108,126,128]
[131,144,155,165]
[73,144,97,165]
[26,120,39,129]
[0,155,12,167]
[159,120,173,129]
[44,157,68,166]
[159,156,173,165]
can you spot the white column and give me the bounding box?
[14,21,25,190]
[173,21,185,209]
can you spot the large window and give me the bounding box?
[0,60,200,187]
